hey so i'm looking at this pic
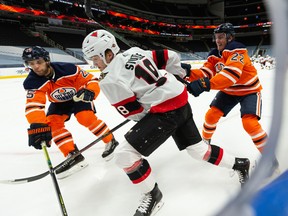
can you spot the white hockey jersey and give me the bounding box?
[100,47,188,121]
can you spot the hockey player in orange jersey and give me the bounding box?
[22,46,119,179]
[184,23,268,154]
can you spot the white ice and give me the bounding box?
[0,66,277,216]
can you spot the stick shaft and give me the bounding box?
[42,142,68,216]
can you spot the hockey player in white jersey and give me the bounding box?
[82,29,250,216]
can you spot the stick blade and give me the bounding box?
[0,171,49,184]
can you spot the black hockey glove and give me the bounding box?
[73,88,95,102]
[181,63,191,77]
[187,77,210,97]
[28,123,52,150]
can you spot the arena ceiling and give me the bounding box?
[103,0,208,4]
[90,0,215,18]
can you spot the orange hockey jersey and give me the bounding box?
[23,63,99,124]
[187,41,262,96]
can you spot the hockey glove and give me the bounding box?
[181,63,191,77]
[28,123,52,150]
[73,88,95,103]
[187,77,210,97]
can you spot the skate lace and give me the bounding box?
[61,153,75,168]
[104,139,118,152]
[137,194,152,213]
[236,170,244,183]
[104,141,113,151]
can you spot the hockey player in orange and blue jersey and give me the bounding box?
[184,23,267,154]
[22,46,119,179]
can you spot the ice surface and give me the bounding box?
[0,67,277,216]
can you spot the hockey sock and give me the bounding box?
[202,107,224,140]
[47,114,74,156]
[75,111,113,143]
[186,141,234,169]
[242,114,268,153]
[52,128,75,156]
[124,159,156,193]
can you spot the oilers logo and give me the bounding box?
[215,62,225,73]
[51,87,76,102]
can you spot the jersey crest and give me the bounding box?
[50,87,76,102]
[215,62,225,73]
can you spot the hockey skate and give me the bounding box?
[233,158,250,187]
[55,145,88,179]
[101,137,119,161]
[134,183,164,216]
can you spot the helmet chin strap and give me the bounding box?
[102,58,109,66]
[102,50,114,65]
[99,71,108,81]
[98,53,115,81]
[45,63,55,79]
[99,58,110,81]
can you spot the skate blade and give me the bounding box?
[103,153,114,162]
[151,200,164,216]
[56,161,88,179]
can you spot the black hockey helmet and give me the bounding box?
[22,46,50,65]
[213,23,235,37]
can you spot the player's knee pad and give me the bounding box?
[205,106,223,124]
[114,139,142,169]
[75,110,97,126]
[242,114,261,134]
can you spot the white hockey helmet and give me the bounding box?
[82,29,120,65]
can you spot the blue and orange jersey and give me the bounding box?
[23,62,99,124]
[187,41,262,96]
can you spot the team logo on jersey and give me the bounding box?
[215,62,225,73]
[23,47,33,55]
[51,87,76,102]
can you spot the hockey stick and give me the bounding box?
[0,119,130,184]
[41,141,68,216]
[175,75,190,85]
